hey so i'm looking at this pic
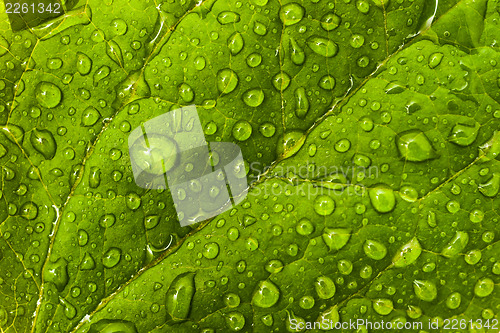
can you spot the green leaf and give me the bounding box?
[0,0,499,332]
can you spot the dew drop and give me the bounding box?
[217,69,239,94]
[110,18,128,36]
[202,242,220,259]
[322,228,350,251]
[35,82,62,108]
[314,195,335,216]
[43,258,68,291]
[413,280,437,302]
[242,89,264,107]
[289,37,305,65]
[441,231,469,258]
[252,280,280,308]
[102,247,122,268]
[126,192,141,210]
[369,186,396,213]
[474,278,494,297]
[396,130,438,162]
[217,11,240,25]
[228,32,244,55]
[373,299,393,315]
[294,87,309,118]
[81,107,101,126]
[428,52,444,69]
[225,312,245,331]
[76,52,92,75]
[307,36,338,57]
[320,12,341,31]
[279,3,305,26]
[232,120,252,141]
[363,240,387,260]
[392,237,422,267]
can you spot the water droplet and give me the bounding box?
[338,259,353,274]
[0,305,8,326]
[428,52,444,69]
[322,228,350,251]
[289,37,305,65]
[286,311,305,332]
[442,231,469,258]
[110,18,128,35]
[413,280,437,302]
[224,293,241,308]
[272,72,291,91]
[217,69,239,94]
[369,186,396,213]
[474,278,494,297]
[99,214,115,228]
[259,122,276,138]
[261,314,273,326]
[144,215,160,230]
[242,88,264,107]
[253,20,267,35]
[93,65,111,86]
[246,52,262,67]
[319,75,336,90]
[126,192,141,210]
[0,36,9,56]
[225,312,245,331]
[35,82,62,108]
[81,107,101,126]
[352,153,371,168]
[449,122,480,146]
[314,276,336,300]
[20,202,38,220]
[356,0,370,13]
[314,195,335,216]
[59,297,77,319]
[78,230,88,246]
[399,185,418,202]
[202,242,219,259]
[350,34,365,48]
[396,130,438,162]
[217,11,240,25]
[106,40,123,65]
[373,299,393,315]
[279,3,305,26]
[320,12,341,31]
[47,57,63,70]
[392,237,422,267]
[80,252,96,270]
[228,32,244,55]
[76,52,92,75]
[363,240,387,260]
[252,280,280,308]
[385,82,405,94]
[194,56,206,70]
[479,173,500,197]
[43,258,68,291]
[178,83,194,102]
[232,120,252,141]
[334,138,351,153]
[102,247,121,268]
[307,36,338,57]
[294,87,309,118]
[277,131,305,158]
[265,259,283,273]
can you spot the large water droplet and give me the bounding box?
[81,107,101,126]
[445,292,461,309]
[314,195,335,216]
[242,89,264,107]
[320,12,341,31]
[428,52,444,69]
[217,11,240,25]
[232,120,253,141]
[30,128,57,160]
[217,69,239,94]
[322,228,350,251]
[396,130,438,162]
[479,173,500,197]
[441,231,469,258]
[35,82,62,108]
[449,122,480,146]
[289,37,305,65]
[89,166,101,188]
[277,131,305,158]
[363,240,387,260]
[110,18,128,35]
[413,280,437,302]
[228,32,244,55]
[356,0,370,13]
[126,192,141,210]
[369,186,396,213]
[373,299,393,315]
[307,36,338,57]
[43,258,69,291]
[202,242,220,259]
[20,202,38,220]
[166,272,196,322]
[272,72,291,91]
[106,40,123,65]
[474,278,494,297]
[392,237,422,267]
[76,52,92,75]
[93,65,110,86]
[252,280,280,308]
[294,87,309,118]
[80,252,96,270]
[279,3,305,26]
[316,305,339,325]
[102,247,122,268]
[59,297,77,319]
[178,83,194,102]
[225,312,245,331]
[314,276,336,300]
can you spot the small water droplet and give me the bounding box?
[413,280,437,302]
[102,247,121,268]
[363,240,387,260]
[428,52,444,69]
[76,52,92,75]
